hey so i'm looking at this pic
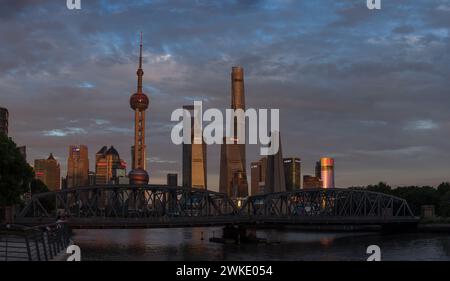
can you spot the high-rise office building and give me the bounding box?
[315,161,321,179]
[34,153,61,191]
[67,145,89,188]
[219,66,248,198]
[182,105,207,189]
[129,32,150,185]
[61,177,67,190]
[264,131,286,194]
[283,157,301,191]
[320,157,335,189]
[0,107,8,136]
[95,146,126,185]
[0,108,27,163]
[303,175,323,189]
[88,171,96,186]
[250,157,267,196]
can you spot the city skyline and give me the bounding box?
[2,1,450,189]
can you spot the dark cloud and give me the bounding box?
[1,0,449,189]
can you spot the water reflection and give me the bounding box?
[72,228,450,261]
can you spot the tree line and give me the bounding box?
[0,133,50,209]
[351,182,450,217]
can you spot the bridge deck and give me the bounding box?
[15,216,419,229]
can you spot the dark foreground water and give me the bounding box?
[72,228,450,261]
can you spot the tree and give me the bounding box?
[439,191,450,217]
[362,182,449,217]
[366,182,392,194]
[391,186,440,216]
[0,133,34,206]
[437,182,450,196]
[30,179,55,212]
[30,179,50,195]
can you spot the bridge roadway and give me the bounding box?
[15,186,419,229]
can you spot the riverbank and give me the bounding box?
[418,223,450,233]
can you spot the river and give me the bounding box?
[72,228,450,261]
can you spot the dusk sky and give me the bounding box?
[1,0,449,190]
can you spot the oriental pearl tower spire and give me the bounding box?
[129,32,150,185]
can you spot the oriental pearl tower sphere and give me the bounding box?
[129,32,150,185]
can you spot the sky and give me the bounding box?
[1,0,449,190]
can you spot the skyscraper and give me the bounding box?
[219,66,248,198]
[167,173,178,186]
[88,171,96,186]
[95,146,126,185]
[182,105,207,189]
[283,157,301,191]
[129,32,150,185]
[264,131,286,194]
[0,107,8,136]
[67,145,89,188]
[320,157,335,189]
[315,161,321,179]
[250,158,267,196]
[34,153,61,191]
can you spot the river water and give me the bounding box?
[72,228,450,261]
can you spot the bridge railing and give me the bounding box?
[0,223,71,261]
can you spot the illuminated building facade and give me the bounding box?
[283,157,301,191]
[219,66,248,198]
[182,105,207,189]
[320,157,335,189]
[34,153,61,191]
[67,145,89,188]
[129,32,150,185]
[303,175,323,189]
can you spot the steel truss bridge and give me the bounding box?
[15,185,418,229]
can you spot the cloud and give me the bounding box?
[1,0,449,188]
[404,120,439,131]
[42,127,88,137]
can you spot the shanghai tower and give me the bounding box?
[128,32,150,185]
[219,66,248,198]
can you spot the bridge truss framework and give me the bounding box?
[16,186,417,228]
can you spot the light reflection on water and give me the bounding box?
[72,228,450,261]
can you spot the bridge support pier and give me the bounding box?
[222,225,258,244]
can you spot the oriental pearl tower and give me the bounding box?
[129,32,150,185]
